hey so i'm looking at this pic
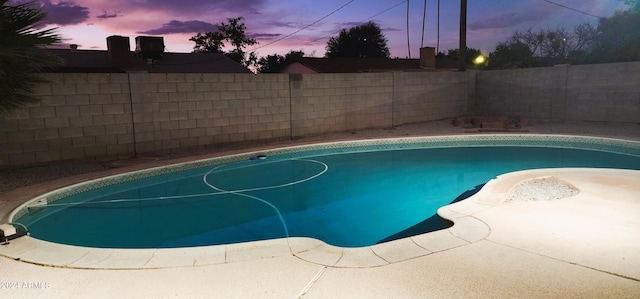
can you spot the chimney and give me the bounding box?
[419,47,435,69]
[135,36,165,60]
[107,35,133,68]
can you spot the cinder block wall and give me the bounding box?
[476,61,640,123]
[0,73,293,167]
[2,62,638,168]
[393,71,474,125]
[565,62,640,123]
[127,73,291,153]
[290,73,394,137]
[0,71,472,167]
[0,73,135,166]
[475,66,558,122]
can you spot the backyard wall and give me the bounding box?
[289,73,392,137]
[2,61,635,168]
[289,72,474,137]
[475,61,640,123]
[393,72,474,124]
[0,71,473,168]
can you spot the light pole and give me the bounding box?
[407,0,411,58]
[459,0,467,71]
[437,0,440,54]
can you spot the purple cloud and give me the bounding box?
[8,0,89,25]
[131,0,265,14]
[138,20,218,35]
[263,21,299,29]
[39,0,90,25]
[468,5,559,31]
[381,27,402,32]
[249,33,282,40]
[97,10,122,19]
[339,21,362,28]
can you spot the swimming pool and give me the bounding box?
[11,135,640,249]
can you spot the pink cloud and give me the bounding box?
[9,0,90,25]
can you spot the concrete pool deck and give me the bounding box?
[1,120,640,298]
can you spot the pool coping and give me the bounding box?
[2,134,640,269]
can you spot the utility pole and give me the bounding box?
[437,0,440,54]
[459,0,467,71]
[407,0,411,58]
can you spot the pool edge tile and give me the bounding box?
[333,247,389,268]
[446,216,491,243]
[370,237,432,263]
[411,229,469,253]
[146,246,226,268]
[293,241,343,266]
[225,239,291,263]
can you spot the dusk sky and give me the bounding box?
[15,0,631,58]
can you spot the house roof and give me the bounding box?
[282,56,461,73]
[286,57,421,73]
[44,49,252,73]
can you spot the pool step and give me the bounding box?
[0,223,28,244]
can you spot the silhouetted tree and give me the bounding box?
[439,47,482,65]
[325,22,390,58]
[487,42,536,69]
[0,0,61,113]
[190,17,257,67]
[256,50,304,73]
[587,9,640,63]
[487,25,596,69]
[256,54,285,73]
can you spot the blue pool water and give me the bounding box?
[16,143,640,248]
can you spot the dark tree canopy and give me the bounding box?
[587,9,640,63]
[256,50,304,73]
[0,0,61,113]
[487,5,640,69]
[438,47,482,65]
[488,42,536,69]
[256,54,285,73]
[325,21,390,58]
[190,17,257,67]
[487,25,596,69]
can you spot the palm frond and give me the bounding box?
[0,0,62,113]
